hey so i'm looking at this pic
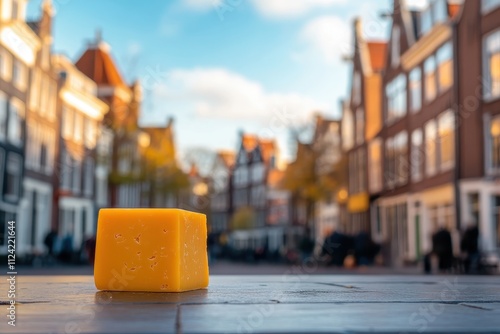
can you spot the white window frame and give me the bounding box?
[483,29,500,101]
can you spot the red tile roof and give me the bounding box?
[217,150,236,168]
[448,4,461,19]
[367,42,387,72]
[75,44,126,87]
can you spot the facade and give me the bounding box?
[312,115,342,246]
[370,0,461,265]
[229,133,280,252]
[75,34,143,209]
[343,18,387,237]
[53,54,108,251]
[17,0,58,257]
[456,0,500,257]
[140,119,180,209]
[0,0,40,255]
[209,150,235,234]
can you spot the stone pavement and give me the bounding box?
[1,275,500,333]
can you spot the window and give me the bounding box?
[394,131,408,185]
[385,138,395,188]
[421,8,433,36]
[72,159,81,193]
[425,56,437,102]
[0,92,6,141]
[29,69,41,110]
[358,149,366,192]
[4,153,22,200]
[437,42,453,93]
[409,67,422,112]
[7,99,24,147]
[40,75,49,115]
[12,59,27,90]
[84,157,94,196]
[483,0,500,13]
[0,49,12,81]
[484,30,500,100]
[391,26,400,68]
[490,115,500,173]
[494,196,500,249]
[438,110,455,171]
[342,108,354,151]
[84,118,97,148]
[62,106,74,139]
[352,72,361,106]
[48,81,57,120]
[355,108,365,145]
[425,120,438,176]
[0,211,16,246]
[74,112,83,142]
[432,0,448,25]
[368,139,382,193]
[60,149,72,190]
[386,74,407,123]
[411,129,424,182]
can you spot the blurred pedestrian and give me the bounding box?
[460,222,479,274]
[432,225,454,273]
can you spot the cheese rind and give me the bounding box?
[94,209,209,292]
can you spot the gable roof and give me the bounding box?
[217,150,236,169]
[75,43,127,87]
[367,42,387,72]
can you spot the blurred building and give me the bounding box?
[341,0,500,266]
[229,132,289,253]
[140,119,181,208]
[17,0,58,257]
[456,0,500,257]
[0,0,39,255]
[53,54,108,251]
[209,150,235,234]
[312,115,342,247]
[75,34,143,209]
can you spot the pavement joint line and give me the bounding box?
[313,282,361,289]
[458,303,495,311]
[175,304,182,334]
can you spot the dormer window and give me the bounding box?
[391,26,400,68]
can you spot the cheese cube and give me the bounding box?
[94,209,209,292]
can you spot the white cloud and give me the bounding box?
[299,15,351,64]
[251,0,347,19]
[152,68,327,123]
[183,0,222,11]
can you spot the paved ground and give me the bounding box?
[3,275,500,333]
[17,260,424,276]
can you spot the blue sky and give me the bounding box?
[27,0,427,165]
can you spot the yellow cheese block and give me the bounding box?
[94,209,209,292]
